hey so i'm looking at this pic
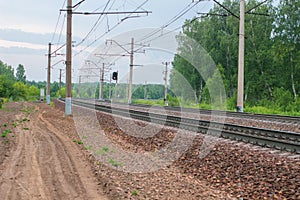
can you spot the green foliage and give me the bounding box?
[0,60,14,80]
[167,95,180,107]
[27,85,40,100]
[1,129,12,138]
[16,64,26,83]
[132,99,164,106]
[167,0,300,115]
[0,75,14,98]
[12,82,28,101]
[108,158,122,167]
[132,190,138,196]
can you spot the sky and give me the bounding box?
[0,0,215,84]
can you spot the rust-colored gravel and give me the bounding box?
[53,100,300,199]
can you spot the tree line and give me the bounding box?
[0,61,63,104]
[169,0,300,113]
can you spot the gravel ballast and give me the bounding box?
[53,100,300,199]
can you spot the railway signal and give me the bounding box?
[112,71,118,81]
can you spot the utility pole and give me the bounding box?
[99,63,105,99]
[47,42,51,105]
[162,62,170,106]
[58,69,63,98]
[201,0,268,112]
[65,0,72,115]
[237,0,245,112]
[144,81,147,100]
[128,37,134,104]
[109,73,112,100]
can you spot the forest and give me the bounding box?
[170,0,300,114]
[0,0,299,115]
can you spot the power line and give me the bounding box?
[139,2,209,45]
[74,0,114,47]
[73,0,150,57]
[137,1,201,44]
[50,0,67,43]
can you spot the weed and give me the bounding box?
[95,150,100,155]
[101,147,109,155]
[23,127,29,130]
[3,140,9,144]
[72,140,77,143]
[88,145,93,150]
[21,106,35,115]
[108,158,123,167]
[102,146,109,152]
[77,141,83,145]
[96,161,102,165]
[22,118,30,122]
[3,123,7,127]
[132,190,138,196]
[82,135,87,139]
[1,129,12,138]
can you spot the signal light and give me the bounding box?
[112,72,118,80]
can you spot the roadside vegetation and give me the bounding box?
[1,1,299,116]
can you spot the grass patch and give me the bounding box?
[11,123,18,127]
[22,118,30,122]
[20,106,35,115]
[95,149,100,155]
[101,146,109,155]
[108,158,122,167]
[132,190,138,196]
[1,129,12,138]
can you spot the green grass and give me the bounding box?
[132,190,138,196]
[22,118,30,122]
[131,98,300,116]
[20,106,35,115]
[11,122,17,127]
[132,99,164,106]
[101,147,109,155]
[108,158,122,167]
[1,129,12,138]
[95,149,100,155]
[23,127,29,130]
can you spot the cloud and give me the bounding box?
[0,29,83,46]
[0,45,45,55]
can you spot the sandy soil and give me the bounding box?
[2,101,297,199]
[0,102,108,200]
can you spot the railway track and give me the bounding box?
[60,98,300,153]
[109,100,300,125]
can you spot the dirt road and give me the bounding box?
[0,103,108,200]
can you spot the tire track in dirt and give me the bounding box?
[0,104,107,200]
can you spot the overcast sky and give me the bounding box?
[0,0,215,83]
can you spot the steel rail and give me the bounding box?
[60,98,300,153]
[74,98,300,125]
